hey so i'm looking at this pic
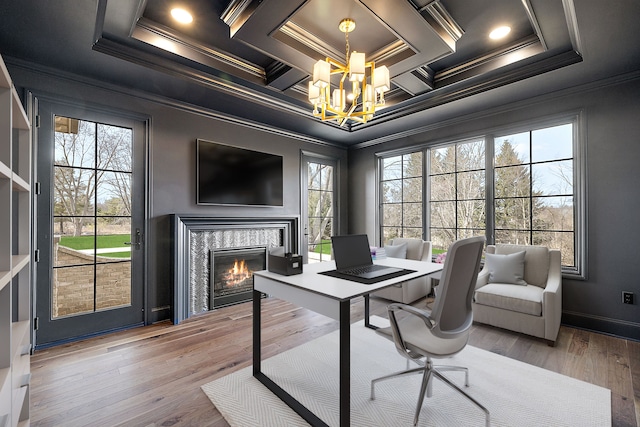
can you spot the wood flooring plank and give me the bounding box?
[606,335,636,427]
[114,392,226,427]
[628,339,640,427]
[583,330,610,388]
[561,328,591,381]
[29,295,636,427]
[538,325,573,374]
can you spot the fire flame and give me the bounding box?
[225,259,252,287]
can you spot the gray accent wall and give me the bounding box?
[348,73,640,340]
[9,62,348,325]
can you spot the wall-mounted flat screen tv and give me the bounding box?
[197,139,284,206]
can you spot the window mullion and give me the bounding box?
[486,135,495,245]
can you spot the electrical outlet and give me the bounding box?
[622,291,634,305]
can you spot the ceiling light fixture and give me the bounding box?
[171,8,193,24]
[489,26,511,40]
[308,18,390,126]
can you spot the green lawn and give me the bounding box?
[59,234,131,258]
[313,239,332,255]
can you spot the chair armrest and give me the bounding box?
[386,303,436,359]
[419,241,433,262]
[388,303,435,328]
[475,267,490,289]
[542,250,562,342]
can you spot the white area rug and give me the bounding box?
[202,317,610,426]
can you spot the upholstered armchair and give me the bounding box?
[472,244,562,345]
[373,238,433,304]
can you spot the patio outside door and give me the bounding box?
[301,154,337,264]
[34,100,147,347]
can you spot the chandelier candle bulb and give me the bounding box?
[332,89,344,109]
[364,85,374,110]
[308,82,320,103]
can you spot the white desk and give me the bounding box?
[253,258,443,427]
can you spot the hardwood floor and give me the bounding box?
[30,296,639,427]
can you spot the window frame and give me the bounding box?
[301,151,340,264]
[426,137,487,253]
[376,112,586,279]
[377,151,425,245]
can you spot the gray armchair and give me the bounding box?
[373,238,433,304]
[472,244,562,345]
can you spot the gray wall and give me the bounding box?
[9,60,640,340]
[347,75,640,340]
[147,106,348,322]
[9,63,348,324]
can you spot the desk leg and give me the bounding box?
[339,300,350,427]
[252,288,328,427]
[364,294,378,330]
[253,289,261,375]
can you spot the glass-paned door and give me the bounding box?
[302,156,337,264]
[35,101,146,347]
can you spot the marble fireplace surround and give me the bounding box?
[171,215,299,324]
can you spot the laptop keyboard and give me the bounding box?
[342,265,385,275]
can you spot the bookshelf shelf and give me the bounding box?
[0,54,32,427]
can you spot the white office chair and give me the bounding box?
[370,236,489,427]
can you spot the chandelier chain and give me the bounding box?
[345,30,350,63]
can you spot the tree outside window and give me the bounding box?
[429,139,485,254]
[380,152,423,245]
[494,124,574,266]
[54,118,132,237]
[307,162,334,262]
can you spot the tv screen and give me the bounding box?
[196,140,284,206]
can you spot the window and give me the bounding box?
[494,124,575,267]
[53,116,133,317]
[303,156,337,263]
[429,139,486,255]
[378,117,583,276]
[380,152,423,244]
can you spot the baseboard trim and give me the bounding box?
[562,310,640,341]
[34,322,145,350]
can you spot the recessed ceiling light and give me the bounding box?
[171,8,193,24]
[489,26,511,40]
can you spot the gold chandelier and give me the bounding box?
[308,18,390,126]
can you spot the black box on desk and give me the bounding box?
[268,247,303,276]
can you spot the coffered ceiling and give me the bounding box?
[0,0,639,147]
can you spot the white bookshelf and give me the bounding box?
[0,53,32,427]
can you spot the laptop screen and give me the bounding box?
[331,234,374,270]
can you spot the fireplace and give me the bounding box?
[209,247,266,308]
[171,215,299,323]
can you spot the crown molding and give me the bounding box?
[4,56,342,148]
[133,17,265,80]
[351,67,640,150]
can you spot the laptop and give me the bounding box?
[331,234,403,279]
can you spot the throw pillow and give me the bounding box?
[485,251,527,285]
[384,243,408,259]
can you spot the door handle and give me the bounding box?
[124,228,142,250]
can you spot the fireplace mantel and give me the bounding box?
[170,215,299,323]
